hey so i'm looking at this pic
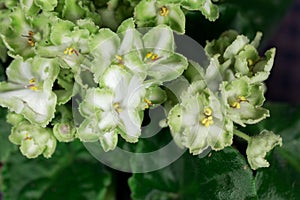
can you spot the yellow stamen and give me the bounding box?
[230,96,248,109]
[204,107,213,116]
[200,108,214,127]
[115,55,122,61]
[144,99,152,109]
[145,52,159,61]
[29,78,36,84]
[27,78,39,91]
[159,6,169,17]
[151,54,159,60]
[230,101,240,109]
[247,59,254,66]
[238,96,248,102]
[201,117,214,127]
[64,47,76,55]
[29,86,38,91]
[145,52,153,59]
[113,102,123,113]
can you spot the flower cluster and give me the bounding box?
[0,0,281,170]
[167,30,282,169]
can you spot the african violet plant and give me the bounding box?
[0,0,295,199]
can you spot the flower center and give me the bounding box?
[145,52,160,61]
[64,47,78,56]
[113,102,123,113]
[159,6,169,17]
[26,78,39,91]
[22,31,35,47]
[230,96,248,109]
[200,107,214,127]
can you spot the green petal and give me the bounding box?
[42,133,57,158]
[167,104,185,148]
[89,29,120,82]
[223,35,249,60]
[145,85,167,105]
[234,44,260,76]
[205,30,239,57]
[79,88,114,117]
[118,109,142,143]
[198,0,219,21]
[250,31,262,48]
[134,0,157,27]
[181,0,205,10]
[246,130,282,170]
[99,130,118,151]
[77,119,101,142]
[117,17,136,34]
[34,0,57,11]
[147,52,188,82]
[100,65,132,91]
[250,48,276,84]
[143,24,175,52]
[50,19,75,45]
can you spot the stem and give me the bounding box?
[233,129,251,142]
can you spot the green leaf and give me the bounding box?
[241,103,300,199]
[0,108,15,161]
[1,140,112,200]
[129,147,257,199]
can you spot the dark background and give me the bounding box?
[265,0,300,104]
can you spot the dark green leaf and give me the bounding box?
[0,108,15,161]
[1,140,112,200]
[129,147,257,200]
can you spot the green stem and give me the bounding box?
[233,129,251,142]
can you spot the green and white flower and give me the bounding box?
[246,130,282,170]
[78,66,147,151]
[9,120,57,158]
[0,56,59,127]
[141,25,188,82]
[234,46,276,84]
[220,76,269,126]
[168,80,233,155]
[36,18,90,70]
[134,0,185,33]
[88,18,144,82]
[204,31,276,84]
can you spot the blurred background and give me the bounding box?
[265,0,300,103]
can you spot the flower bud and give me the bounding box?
[246,130,282,170]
